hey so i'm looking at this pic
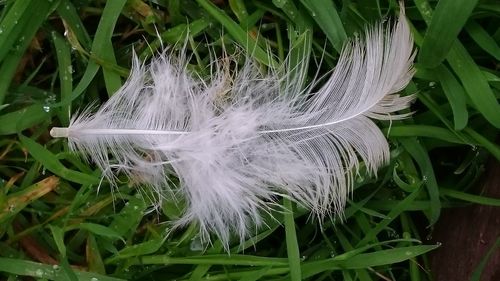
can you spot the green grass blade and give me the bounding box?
[195,0,276,68]
[52,31,73,126]
[465,20,500,61]
[0,104,51,135]
[301,245,439,278]
[418,0,478,67]
[440,188,500,206]
[0,257,126,281]
[400,138,441,225]
[433,65,468,130]
[386,125,469,144]
[447,42,500,128]
[283,198,302,281]
[19,134,100,185]
[299,0,346,52]
[0,0,55,104]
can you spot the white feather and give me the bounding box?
[50,8,415,248]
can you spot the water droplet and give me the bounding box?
[43,105,51,112]
[90,278,99,281]
[428,81,436,87]
[35,269,44,277]
[64,30,68,37]
[52,264,60,270]
[190,236,205,251]
[67,65,74,73]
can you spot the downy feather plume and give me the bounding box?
[50,7,415,248]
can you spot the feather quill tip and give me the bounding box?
[50,127,68,138]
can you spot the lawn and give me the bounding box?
[0,0,499,280]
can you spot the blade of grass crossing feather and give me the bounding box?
[418,0,479,67]
[433,65,468,130]
[139,19,210,60]
[0,105,51,135]
[301,245,439,278]
[471,238,500,281]
[299,0,346,53]
[465,20,500,61]
[0,257,126,281]
[400,138,441,224]
[272,0,312,96]
[283,198,302,281]
[19,135,100,185]
[52,31,73,126]
[447,43,500,128]
[131,254,288,266]
[195,0,277,68]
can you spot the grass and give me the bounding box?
[0,0,499,280]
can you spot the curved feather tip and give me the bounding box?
[51,7,415,249]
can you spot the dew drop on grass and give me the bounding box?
[52,264,60,270]
[43,105,51,112]
[90,278,99,281]
[35,269,44,277]
[190,236,204,251]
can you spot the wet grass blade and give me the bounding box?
[418,0,478,67]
